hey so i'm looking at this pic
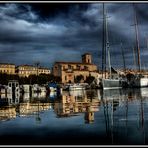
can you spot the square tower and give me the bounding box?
[82,53,92,64]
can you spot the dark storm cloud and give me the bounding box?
[0,2,148,70]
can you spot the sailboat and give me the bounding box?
[127,4,148,88]
[101,4,122,90]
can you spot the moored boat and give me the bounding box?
[102,78,122,90]
[69,83,85,91]
[63,83,86,91]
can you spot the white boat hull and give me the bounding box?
[63,83,86,91]
[69,86,85,91]
[102,79,122,90]
[127,75,148,88]
[140,78,148,87]
[133,78,148,87]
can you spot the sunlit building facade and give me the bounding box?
[38,67,51,75]
[53,53,99,83]
[0,63,15,75]
[17,65,50,77]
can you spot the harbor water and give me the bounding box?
[0,88,148,145]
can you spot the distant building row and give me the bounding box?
[0,53,99,82]
[0,63,50,77]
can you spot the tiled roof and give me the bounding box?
[18,65,50,69]
[55,61,96,65]
[18,64,35,67]
[0,63,15,65]
[38,67,50,70]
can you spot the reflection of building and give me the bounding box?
[18,103,51,117]
[17,65,50,77]
[7,80,20,105]
[0,93,6,99]
[53,53,98,83]
[0,63,15,74]
[0,107,16,121]
[22,93,30,102]
[84,111,94,124]
[32,92,47,99]
[54,90,100,121]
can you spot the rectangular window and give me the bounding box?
[84,66,88,70]
[68,65,72,69]
[77,65,80,70]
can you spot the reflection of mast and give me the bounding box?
[125,92,128,137]
[139,93,145,144]
[36,101,41,124]
[111,99,114,144]
[101,90,110,137]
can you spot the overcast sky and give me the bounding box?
[0,2,148,70]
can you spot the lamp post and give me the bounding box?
[35,61,40,84]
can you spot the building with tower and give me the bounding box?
[53,53,98,84]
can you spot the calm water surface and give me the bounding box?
[0,88,148,145]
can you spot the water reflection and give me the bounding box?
[54,90,100,123]
[0,89,101,123]
[100,88,147,144]
[0,88,148,144]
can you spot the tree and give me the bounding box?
[85,76,95,85]
[74,75,84,83]
[0,73,61,85]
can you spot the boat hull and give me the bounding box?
[140,78,148,87]
[102,79,122,90]
[69,86,85,91]
[129,77,148,88]
[63,84,86,91]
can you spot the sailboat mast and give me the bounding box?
[133,3,141,72]
[102,3,107,79]
[105,7,112,79]
[102,3,105,78]
[146,38,148,69]
[133,47,137,70]
[121,43,126,72]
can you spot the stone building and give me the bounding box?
[38,67,51,75]
[17,65,50,77]
[0,63,15,75]
[53,53,98,83]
